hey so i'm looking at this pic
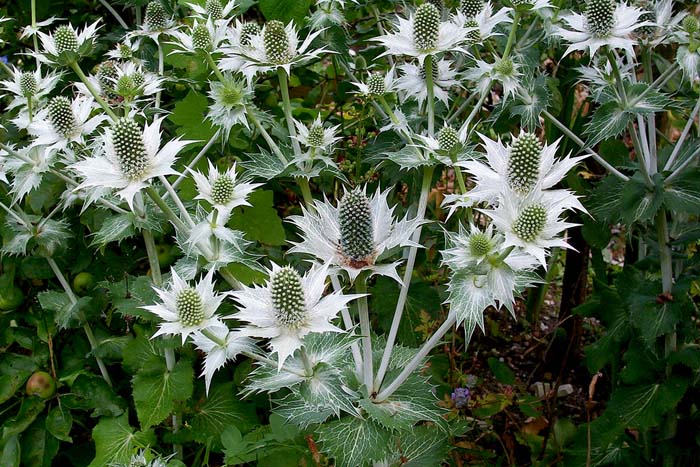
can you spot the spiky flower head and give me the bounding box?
[177,287,205,327]
[112,118,150,179]
[97,60,119,99]
[469,232,492,257]
[512,203,547,242]
[682,15,699,35]
[118,43,133,59]
[53,25,79,54]
[192,24,212,50]
[507,132,542,194]
[240,22,261,46]
[460,0,484,18]
[210,173,236,205]
[634,0,655,37]
[367,74,386,96]
[413,3,440,51]
[270,267,307,329]
[19,72,37,97]
[438,126,459,152]
[586,0,616,37]
[145,1,167,30]
[465,18,480,43]
[205,0,224,20]
[306,125,325,147]
[339,189,374,264]
[494,57,515,75]
[47,96,76,137]
[264,20,291,64]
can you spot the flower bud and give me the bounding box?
[513,203,547,242]
[112,118,150,179]
[47,96,76,137]
[271,267,307,329]
[367,74,386,96]
[192,24,212,51]
[437,126,459,152]
[19,72,37,97]
[145,1,167,31]
[53,25,79,54]
[240,22,261,47]
[205,0,224,20]
[507,132,542,194]
[339,189,374,263]
[585,0,616,37]
[211,174,235,205]
[460,0,484,18]
[264,20,291,64]
[176,287,205,327]
[413,3,440,52]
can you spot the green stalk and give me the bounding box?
[144,186,189,232]
[355,275,373,394]
[205,52,226,82]
[68,61,118,121]
[425,54,435,136]
[277,68,303,158]
[503,11,520,58]
[31,0,40,68]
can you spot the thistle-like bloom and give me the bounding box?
[106,36,141,61]
[131,1,179,40]
[0,65,62,129]
[352,68,397,97]
[457,133,587,206]
[414,125,469,165]
[292,115,342,154]
[188,0,236,23]
[463,2,513,44]
[1,145,58,203]
[38,21,101,66]
[635,0,686,45]
[465,57,521,102]
[555,0,651,58]
[168,18,228,55]
[374,3,468,65]
[396,58,460,106]
[71,116,190,210]
[207,74,253,138]
[218,20,262,74]
[191,161,261,213]
[229,263,360,369]
[28,95,106,156]
[481,189,580,267]
[288,186,425,283]
[676,16,700,82]
[106,61,165,103]
[143,269,225,344]
[221,20,330,81]
[191,325,255,393]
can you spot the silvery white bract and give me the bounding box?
[207,75,252,138]
[228,263,362,369]
[191,325,256,393]
[465,57,521,101]
[463,2,513,43]
[1,144,58,203]
[143,269,225,344]
[352,68,397,96]
[168,18,228,54]
[292,115,342,154]
[187,0,237,23]
[130,1,179,40]
[287,186,426,283]
[0,65,62,129]
[191,161,261,214]
[396,59,460,105]
[71,116,191,210]
[37,21,101,65]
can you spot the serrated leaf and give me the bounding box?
[1,397,45,438]
[45,407,73,443]
[392,425,450,467]
[38,291,90,330]
[359,387,444,432]
[584,101,631,144]
[368,146,433,171]
[663,168,700,214]
[87,414,155,467]
[20,417,59,467]
[90,212,136,246]
[606,376,687,431]
[240,147,288,179]
[228,190,286,246]
[63,374,126,417]
[168,91,216,141]
[191,383,258,445]
[0,353,38,404]
[318,417,393,467]
[104,275,159,321]
[511,74,551,129]
[259,0,312,24]
[132,359,194,429]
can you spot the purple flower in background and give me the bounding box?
[451,387,470,409]
[0,56,8,64]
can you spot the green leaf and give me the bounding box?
[259,0,312,24]
[318,417,393,467]
[132,359,194,429]
[168,91,216,142]
[487,357,516,385]
[104,275,159,320]
[20,417,59,467]
[45,407,73,442]
[88,414,155,467]
[584,101,631,144]
[2,397,45,438]
[122,332,164,374]
[190,383,258,445]
[38,290,90,330]
[239,148,288,179]
[392,426,450,467]
[90,212,136,246]
[0,353,38,404]
[228,190,286,246]
[629,290,680,347]
[63,374,126,417]
[663,168,700,214]
[510,74,551,130]
[0,435,20,467]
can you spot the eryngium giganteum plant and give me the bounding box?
[1,0,700,465]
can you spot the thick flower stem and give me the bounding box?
[68,61,118,121]
[374,166,434,391]
[205,52,226,83]
[144,186,189,232]
[142,229,163,285]
[98,0,129,29]
[664,95,700,172]
[375,312,456,402]
[155,42,164,111]
[277,68,303,158]
[425,54,435,137]
[31,0,40,68]
[330,274,363,375]
[300,349,314,377]
[297,178,313,208]
[355,275,373,394]
[46,257,113,387]
[503,11,520,59]
[158,175,196,228]
[247,110,288,164]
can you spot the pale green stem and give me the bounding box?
[446,91,478,124]
[68,61,118,121]
[666,145,700,183]
[205,52,226,82]
[355,275,373,393]
[458,88,490,139]
[630,62,679,107]
[503,11,520,58]
[642,48,657,167]
[158,175,195,228]
[425,54,435,137]
[297,178,313,208]
[141,228,162,285]
[164,130,221,196]
[664,95,700,172]
[374,166,434,391]
[98,0,129,29]
[375,313,456,402]
[330,274,362,375]
[155,42,164,111]
[0,200,30,227]
[47,257,113,387]
[144,186,189,232]
[219,268,243,290]
[277,68,303,158]
[248,110,288,164]
[31,0,40,69]
[300,349,314,377]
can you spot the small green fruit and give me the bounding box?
[26,371,56,398]
[72,272,95,295]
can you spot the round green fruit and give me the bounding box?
[72,272,95,295]
[26,371,56,398]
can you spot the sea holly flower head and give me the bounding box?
[373,3,468,65]
[555,0,652,57]
[396,58,460,106]
[191,160,262,213]
[169,18,227,54]
[191,325,255,393]
[463,2,513,44]
[1,145,58,204]
[352,68,397,97]
[465,57,522,102]
[143,269,225,345]
[131,1,179,40]
[207,74,253,138]
[71,116,191,210]
[460,0,485,18]
[38,21,101,66]
[229,263,361,369]
[292,115,342,154]
[0,65,62,127]
[288,186,426,283]
[188,0,236,23]
[106,37,140,61]
[217,20,262,75]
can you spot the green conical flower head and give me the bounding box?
[145,1,167,31]
[271,267,307,329]
[513,203,547,242]
[240,22,261,46]
[469,232,491,257]
[112,118,150,179]
[53,25,79,54]
[176,287,205,327]
[118,43,133,59]
[367,74,386,96]
[413,3,440,51]
[19,72,37,97]
[205,0,224,20]
[585,0,616,37]
[682,16,699,35]
[460,0,484,18]
[635,0,655,37]
[211,174,235,205]
[132,71,145,88]
[116,74,142,100]
[47,96,76,137]
[307,125,325,147]
[264,20,291,64]
[339,189,374,262]
[419,61,440,82]
[192,24,212,51]
[494,57,514,75]
[221,80,244,106]
[427,0,444,13]
[465,18,480,43]
[97,61,119,99]
[437,126,459,151]
[507,132,542,193]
